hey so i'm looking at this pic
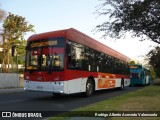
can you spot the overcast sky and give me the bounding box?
[0,0,158,63]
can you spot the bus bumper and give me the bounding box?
[24,80,65,94]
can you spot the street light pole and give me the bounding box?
[16,54,19,74]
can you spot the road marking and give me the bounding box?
[0,99,31,104]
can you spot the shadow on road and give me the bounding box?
[29,86,145,102]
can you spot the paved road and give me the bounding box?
[0,86,145,119]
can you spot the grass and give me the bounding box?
[48,85,160,120]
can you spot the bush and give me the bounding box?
[19,68,24,74]
[153,78,160,85]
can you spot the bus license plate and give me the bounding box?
[36,86,43,90]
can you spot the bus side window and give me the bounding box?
[67,41,84,70]
[67,55,76,69]
[67,44,75,69]
[66,44,71,55]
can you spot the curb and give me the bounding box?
[0,87,24,94]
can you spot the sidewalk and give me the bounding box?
[0,87,24,94]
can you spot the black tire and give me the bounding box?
[143,79,146,86]
[84,79,94,97]
[53,93,61,96]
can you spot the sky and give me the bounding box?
[0,0,159,64]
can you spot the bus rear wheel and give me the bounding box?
[85,79,94,97]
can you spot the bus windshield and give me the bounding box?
[130,65,142,79]
[25,37,65,71]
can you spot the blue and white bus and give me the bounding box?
[130,64,151,85]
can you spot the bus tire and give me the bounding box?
[144,79,147,86]
[53,93,61,96]
[84,79,94,97]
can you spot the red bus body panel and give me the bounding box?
[28,28,129,62]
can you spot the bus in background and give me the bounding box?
[24,28,130,96]
[130,64,151,86]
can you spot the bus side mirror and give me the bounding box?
[66,45,71,55]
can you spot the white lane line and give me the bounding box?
[0,99,31,104]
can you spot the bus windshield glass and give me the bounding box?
[25,37,65,71]
[130,65,142,79]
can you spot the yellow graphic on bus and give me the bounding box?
[98,73,115,88]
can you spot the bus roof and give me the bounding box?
[27,28,130,62]
[130,64,149,70]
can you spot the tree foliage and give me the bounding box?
[129,60,136,65]
[147,46,160,77]
[149,66,156,79]
[0,8,6,22]
[95,0,160,44]
[0,12,35,72]
[0,8,6,67]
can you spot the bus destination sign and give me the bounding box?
[31,40,58,48]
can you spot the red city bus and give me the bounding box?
[24,28,130,96]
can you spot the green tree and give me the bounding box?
[149,66,156,79]
[147,46,160,77]
[129,60,136,65]
[1,12,35,72]
[95,0,160,44]
[0,8,6,69]
[0,8,6,22]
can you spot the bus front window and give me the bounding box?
[26,48,64,71]
[26,48,41,70]
[25,37,65,71]
[41,47,64,71]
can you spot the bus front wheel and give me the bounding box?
[53,93,61,96]
[85,79,94,97]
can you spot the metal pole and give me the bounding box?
[17,54,19,74]
[17,54,19,87]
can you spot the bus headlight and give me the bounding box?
[25,76,29,80]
